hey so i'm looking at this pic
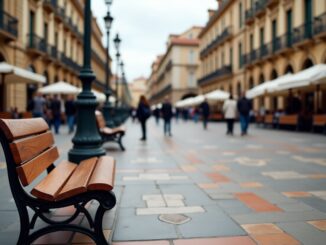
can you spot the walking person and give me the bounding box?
[136,95,151,141]
[153,106,160,125]
[200,99,210,130]
[161,97,173,136]
[223,94,237,135]
[65,95,76,134]
[237,92,252,136]
[51,94,62,134]
[32,92,46,118]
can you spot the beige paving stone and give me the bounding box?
[262,171,307,179]
[136,206,205,215]
[180,165,197,173]
[240,182,263,188]
[213,165,230,172]
[0,162,6,169]
[166,200,184,207]
[198,183,219,189]
[282,192,312,198]
[307,220,326,231]
[242,223,283,234]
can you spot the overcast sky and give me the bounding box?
[91,0,216,82]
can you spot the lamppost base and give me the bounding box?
[68,146,106,164]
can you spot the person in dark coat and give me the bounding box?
[153,107,160,125]
[200,99,210,130]
[65,95,76,134]
[136,95,151,141]
[51,94,61,134]
[237,92,252,136]
[161,97,173,136]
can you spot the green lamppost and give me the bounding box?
[68,0,105,163]
[114,33,121,107]
[102,4,114,125]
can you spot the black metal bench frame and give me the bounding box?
[0,130,116,245]
[99,129,125,151]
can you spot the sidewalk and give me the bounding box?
[0,119,326,244]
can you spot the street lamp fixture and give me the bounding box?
[102,8,115,126]
[105,0,113,11]
[68,0,105,163]
[114,33,121,106]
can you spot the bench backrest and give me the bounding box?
[95,110,106,129]
[313,114,326,125]
[279,115,298,125]
[0,118,59,186]
[264,114,273,124]
[0,112,12,119]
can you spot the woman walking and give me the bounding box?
[223,94,237,135]
[137,95,151,141]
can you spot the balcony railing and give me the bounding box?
[0,9,18,38]
[245,8,255,23]
[200,26,233,58]
[198,65,232,86]
[61,53,81,72]
[27,34,47,53]
[245,0,268,24]
[313,12,326,36]
[255,0,268,15]
[43,0,57,8]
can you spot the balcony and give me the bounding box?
[43,0,57,11]
[61,54,81,73]
[0,10,18,41]
[293,22,314,46]
[198,65,232,86]
[199,26,233,58]
[26,34,47,55]
[266,0,279,8]
[255,0,268,17]
[245,8,255,25]
[54,5,65,22]
[313,12,326,38]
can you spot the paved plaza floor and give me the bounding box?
[0,119,326,244]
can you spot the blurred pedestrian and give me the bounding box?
[161,97,173,136]
[237,92,252,136]
[223,94,237,135]
[200,99,210,130]
[153,106,160,125]
[51,94,61,134]
[44,95,53,127]
[65,95,76,134]
[136,95,151,141]
[32,92,45,118]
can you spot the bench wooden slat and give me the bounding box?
[0,112,12,119]
[0,118,49,141]
[264,114,273,124]
[279,115,298,125]
[10,131,54,165]
[31,161,77,201]
[56,157,98,200]
[16,146,59,186]
[88,156,115,191]
[313,115,326,126]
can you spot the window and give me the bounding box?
[304,0,313,38]
[189,50,195,64]
[29,11,35,47]
[250,34,254,52]
[239,2,243,28]
[188,71,196,87]
[286,9,293,46]
[238,42,243,68]
[260,27,265,52]
[44,23,48,43]
[222,51,225,66]
[272,20,277,51]
[230,47,233,66]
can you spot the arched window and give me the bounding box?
[284,65,294,74]
[237,82,242,97]
[259,73,265,84]
[302,58,314,69]
[270,69,278,80]
[248,77,254,89]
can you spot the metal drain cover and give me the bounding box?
[158,214,191,225]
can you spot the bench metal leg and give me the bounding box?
[17,204,30,245]
[94,205,110,245]
[118,134,125,151]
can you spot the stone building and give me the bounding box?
[0,0,109,112]
[199,0,326,111]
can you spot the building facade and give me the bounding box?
[0,0,109,112]
[148,26,202,105]
[129,76,147,108]
[199,0,326,112]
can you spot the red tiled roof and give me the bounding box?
[170,38,200,46]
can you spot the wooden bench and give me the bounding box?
[313,114,326,133]
[264,114,274,126]
[279,114,299,130]
[209,113,223,121]
[95,110,126,151]
[0,111,12,119]
[0,118,116,245]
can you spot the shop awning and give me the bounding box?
[276,64,326,91]
[205,89,230,101]
[0,62,46,84]
[246,74,294,98]
[39,81,80,95]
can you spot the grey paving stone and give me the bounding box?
[217,200,252,215]
[119,184,159,208]
[298,197,326,213]
[277,202,316,212]
[113,207,178,241]
[278,222,326,245]
[253,190,297,204]
[232,210,326,224]
[177,205,246,238]
[159,184,216,206]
